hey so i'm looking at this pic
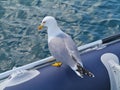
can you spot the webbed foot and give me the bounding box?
[51,62,62,67]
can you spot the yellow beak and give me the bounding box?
[38,24,44,30]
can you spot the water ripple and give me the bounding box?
[0,0,120,73]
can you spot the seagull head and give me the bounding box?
[38,16,58,30]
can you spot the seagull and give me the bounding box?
[38,16,94,78]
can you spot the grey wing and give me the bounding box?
[48,38,71,62]
[63,35,83,66]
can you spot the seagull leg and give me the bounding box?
[51,62,62,67]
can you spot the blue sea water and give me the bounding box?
[0,0,120,73]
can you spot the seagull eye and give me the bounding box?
[43,21,46,24]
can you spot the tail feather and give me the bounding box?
[76,64,94,78]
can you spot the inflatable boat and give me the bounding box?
[0,33,120,90]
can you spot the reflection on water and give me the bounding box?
[0,0,120,73]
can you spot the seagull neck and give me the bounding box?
[47,25,63,36]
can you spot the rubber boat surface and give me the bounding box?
[0,33,120,90]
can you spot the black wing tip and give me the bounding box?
[88,72,95,77]
[76,65,95,78]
